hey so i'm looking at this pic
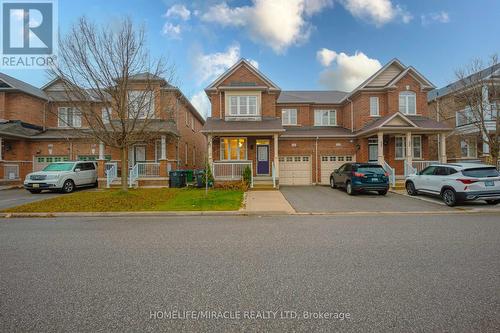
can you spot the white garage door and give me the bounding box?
[320,155,356,184]
[279,156,312,185]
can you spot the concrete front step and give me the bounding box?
[391,181,406,191]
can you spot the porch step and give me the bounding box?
[251,183,278,191]
[391,180,406,191]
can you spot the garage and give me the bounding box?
[279,156,312,185]
[320,155,356,184]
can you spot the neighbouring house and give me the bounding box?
[0,72,206,187]
[201,58,452,188]
[428,63,499,165]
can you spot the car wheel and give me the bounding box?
[29,190,42,194]
[442,188,457,207]
[378,190,388,196]
[346,181,354,195]
[330,177,337,189]
[406,181,417,196]
[486,199,500,205]
[62,180,75,194]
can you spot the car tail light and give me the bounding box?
[456,178,479,184]
[384,172,389,177]
[353,172,365,177]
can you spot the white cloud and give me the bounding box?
[201,0,332,53]
[190,91,211,118]
[165,4,191,21]
[192,43,259,84]
[162,22,182,39]
[340,0,412,26]
[318,50,382,91]
[316,48,337,67]
[421,11,450,26]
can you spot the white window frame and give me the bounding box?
[228,95,259,116]
[370,96,379,116]
[282,109,297,125]
[58,107,82,128]
[220,137,248,161]
[314,110,336,126]
[395,135,422,159]
[128,90,155,119]
[412,136,422,159]
[399,91,417,115]
[460,137,477,158]
[101,107,110,124]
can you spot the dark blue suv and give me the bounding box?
[330,163,389,195]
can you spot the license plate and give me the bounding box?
[485,180,494,187]
[32,183,39,188]
[371,178,379,182]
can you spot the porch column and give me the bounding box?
[482,132,490,156]
[97,141,106,188]
[159,135,168,178]
[273,133,279,179]
[439,133,447,163]
[406,132,412,166]
[98,141,105,160]
[207,134,213,165]
[377,132,384,164]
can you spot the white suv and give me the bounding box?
[405,163,500,206]
[24,161,98,194]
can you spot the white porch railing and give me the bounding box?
[404,160,417,177]
[412,160,438,173]
[4,164,20,180]
[137,162,161,178]
[106,164,117,188]
[212,161,252,182]
[382,161,396,187]
[129,164,139,187]
[272,161,276,188]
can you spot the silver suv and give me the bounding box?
[24,161,98,194]
[405,163,500,206]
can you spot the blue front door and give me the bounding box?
[257,145,269,175]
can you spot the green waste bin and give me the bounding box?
[184,170,194,182]
[169,171,186,188]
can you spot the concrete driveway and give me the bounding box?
[280,186,454,213]
[0,188,93,210]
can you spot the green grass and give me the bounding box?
[3,188,244,213]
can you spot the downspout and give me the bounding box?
[315,136,319,185]
[347,97,353,131]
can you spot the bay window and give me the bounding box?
[58,107,81,128]
[314,110,336,126]
[228,96,258,116]
[220,138,247,160]
[395,135,422,159]
[460,138,477,158]
[399,91,416,115]
[282,109,297,125]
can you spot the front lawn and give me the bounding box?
[3,188,244,213]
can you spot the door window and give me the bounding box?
[420,166,437,175]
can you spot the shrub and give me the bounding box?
[214,180,248,191]
[242,165,252,186]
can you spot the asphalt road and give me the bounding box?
[1,214,499,332]
[280,185,455,213]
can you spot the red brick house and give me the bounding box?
[202,59,452,187]
[0,72,206,187]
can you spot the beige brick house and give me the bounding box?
[0,72,206,187]
[202,58,452,187]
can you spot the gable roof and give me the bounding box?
[205,59,280,92]
[277,90,348,104]
[0,72,48,100]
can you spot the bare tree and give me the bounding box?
[47,17,177,190]
[438,55,499,165]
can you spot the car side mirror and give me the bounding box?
[74,168,81,172]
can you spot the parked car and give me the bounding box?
[24,161,98,194]
[405,163,500,206]
[330,163,389,195]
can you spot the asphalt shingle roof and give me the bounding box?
[277,91,348,104]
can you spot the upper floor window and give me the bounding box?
[229,95,258,116]
[58,107,81,128]
[456,108,474,126]
[370,97,379,116]
[128,90,154,119]
[102,107,110,124]
[314,110,336,126]
[399,91,416,115]
[460,138,477,158]
[282,109,297,125]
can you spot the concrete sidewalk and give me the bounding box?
[243,190,295,214]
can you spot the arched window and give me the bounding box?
[399,91,416,115]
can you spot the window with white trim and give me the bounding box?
[456,107,474,126]
[128,90,154,119]
[370,97,379,116]
[412,136,422,159]
[314,110,336,126]
[58,107,82,128]
[228,96,258,116]
[220,138,247,160]
[101,107,110,124]
[395,135,422,159]
[399,91,416,115]
[460,138,477,158]
[282,109,297,125]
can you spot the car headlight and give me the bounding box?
[46,174,60,180]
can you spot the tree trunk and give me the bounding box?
[121,147,128,191]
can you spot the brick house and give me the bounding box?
[0,72,206,187]
[202,59,452,187]
[428,64,499,165]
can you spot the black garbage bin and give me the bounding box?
[169,171,186,188]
